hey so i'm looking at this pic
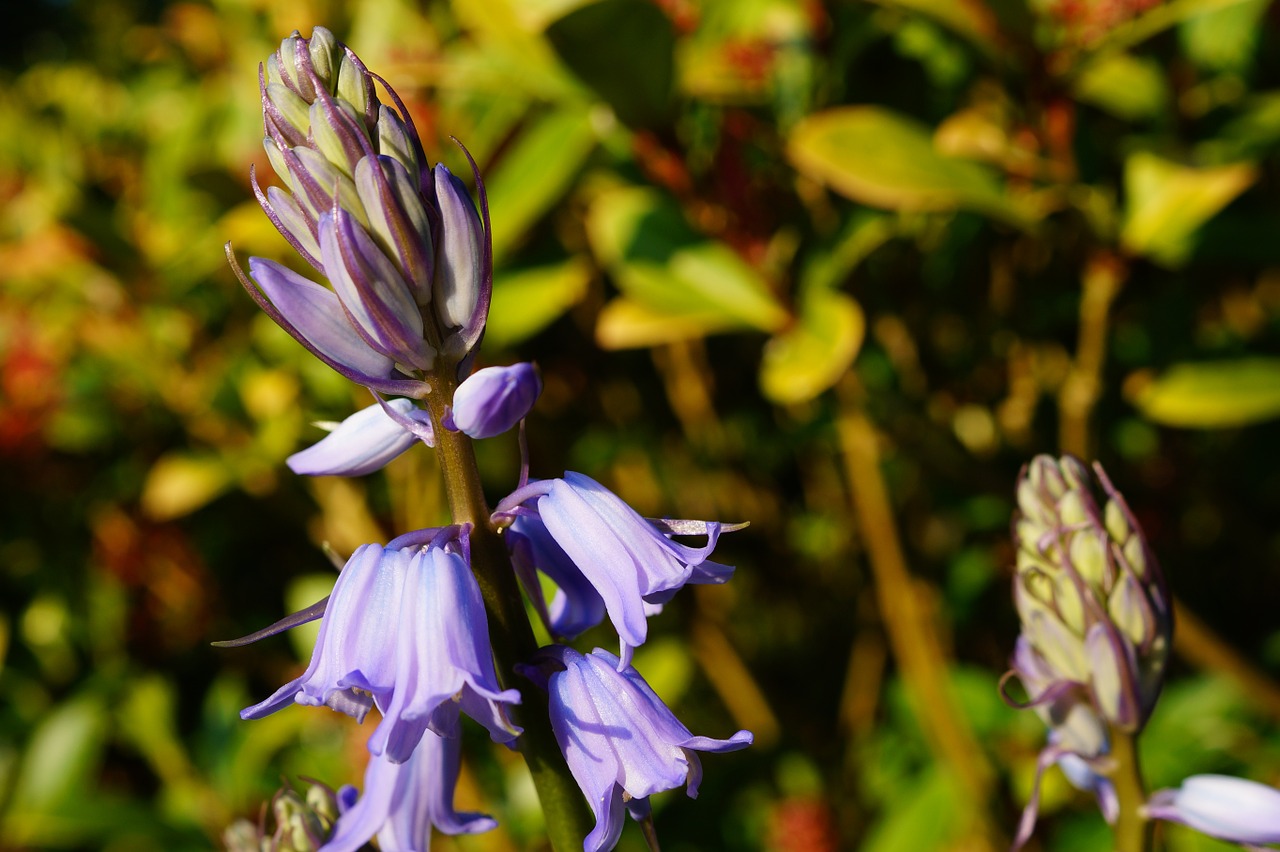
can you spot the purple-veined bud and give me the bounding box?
[432,163,493,364]
[1146,775,1280,846]
[1005,455,1172,737]
[233,27,499,385]
[447,362,541,439]
[224,778,343,852]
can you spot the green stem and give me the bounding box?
[1108,728,1152,852]
[423,372,593,851]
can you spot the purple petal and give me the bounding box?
[247,257,392,379]
[1146,775,1280,845]
[321,732,497,852]
[432,164,485,342]
[369,546,520,761]
[320,208,433,371]
[450,363,542,439]
[354,155,434,306]
[287,398,432,477]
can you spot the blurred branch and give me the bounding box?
[1059,251,1125,459]
[1173,601,1280,721]
[835,376,1001,850]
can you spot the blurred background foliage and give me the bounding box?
[5,0,1280,849]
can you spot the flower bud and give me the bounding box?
[232,26,495,391]
[448,362,542,439]
[1006,455,1171,736]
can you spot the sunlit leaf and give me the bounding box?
[862,766,968,852]
[1083,0,1260,55]
[1197,91,1280,163]
[482,107,598,262]
[787,106,1034,228]
[141,453,234,520]
[585,185,787,340]
[595,298,741,349]
[760,291,864,405]
[1179,0,1269,73]
[1073,53,1169,122]
[1121,152,1256,266]
[1128,359,1280,427]
[487,258,593,347]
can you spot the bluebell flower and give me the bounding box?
[322,730,496,852]
[287,398,434,477]
[505,512,607,640]
[446,362,541,439]
[523,646,752,852]
[240,526,521,762]
[1146,775,1280,847]
[494,473,738,668]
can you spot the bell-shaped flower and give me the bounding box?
[494,473,738,668]
[1146,775,1280,847]
[288,398,434,477]
[239,527,520,762]
[322,731,496,852]
[505,512,607,640]
[447,362,541,439]
[525,646,752,852]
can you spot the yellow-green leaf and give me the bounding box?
[140,453,233,520]
[595,298,741,349]
[1121,152,1256,266]
[787,106,1033,228]
[760,291,865,404]
[1128,359,1280,427]
[1073,53,1169,122]
[487,258,593,347]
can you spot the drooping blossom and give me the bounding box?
[494,472,737,668]
[1146,775,1280,847]
[523,646,752,852]
[287,397,434,476]
[321,731,497,852]
[239,526,520,762]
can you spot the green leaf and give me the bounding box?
[586,185,787,344]
[482,107,598,262]
[862,766,967,852]
[545,0,675,128]
[1179,0,1269,74]
[1121,152,1256,266]
[1128,359,1280,427]
[487,258,593,347]
[760,291,865,405]
[1072,53,1169,122]
[6,694,108,820]
[1198,91,1280,163]
[787,106,1033,228]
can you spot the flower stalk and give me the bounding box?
[420,369,594,850]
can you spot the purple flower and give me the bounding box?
[241,527,520,762]
[1146,775,1280,846]
[287,398,434,477]
[447,362,541,439]
[505,512,607,640]
[494,473,737,668]
[322,730,496,852]
[528,646,752,852]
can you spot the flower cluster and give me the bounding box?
[1005,455,1280,849]
[224,27,750,852]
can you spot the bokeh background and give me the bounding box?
[5,0,1280,849]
